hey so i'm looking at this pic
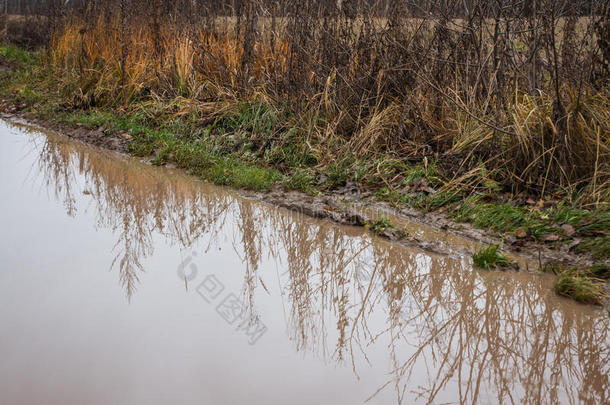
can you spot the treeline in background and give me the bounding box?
[2,0,609,201]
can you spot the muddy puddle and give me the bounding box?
[0,119,608,404]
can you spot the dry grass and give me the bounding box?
[13,1,610,204]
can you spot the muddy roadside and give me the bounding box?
[0,107,595,272]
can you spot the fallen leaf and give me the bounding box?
[544,233,561,242]
[561,224,575,237]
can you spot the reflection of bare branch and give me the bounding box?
[29,125,609,404]
[35,137,78,217]
[268,224,609,404]
[32,132,233,299]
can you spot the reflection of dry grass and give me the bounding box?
[33,129,234,299]
[31,122,610,403]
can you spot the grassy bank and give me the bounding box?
[0,44,608,305]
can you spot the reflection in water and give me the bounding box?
[24,123,610,404]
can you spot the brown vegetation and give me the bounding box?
[4,1,610,205]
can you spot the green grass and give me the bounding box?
[0,45,37,65]
[454,199,526,231]
[403,163,440,185]
[545,263,608,305]
[366,217,393,234]
[574,237,610,260]
[453,197,609,257]
[589,263,610,279]
[554,269,607,305]
[212,101,278,136]
[209,158,280,190]
[472,245,512,270]
[452,197,559,239]
[364,217,408,239]
[57,110,117,129]
[325,157,353,188]
[420,190,463,211]
[285,168,318,195]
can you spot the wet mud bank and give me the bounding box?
[1,111,597,274]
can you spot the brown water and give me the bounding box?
[0,119,608,405]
